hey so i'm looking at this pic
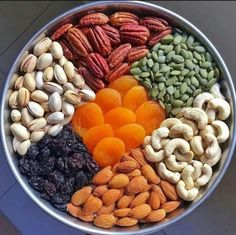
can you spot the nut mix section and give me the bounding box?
[7,11,231,229]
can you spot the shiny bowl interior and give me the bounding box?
[1,1,236,235]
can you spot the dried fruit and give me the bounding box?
[130,192,150,208]
[71,186,92,206]
[162,201,181,213]
[92,166,113,185]
[141,164,160,184]
[116,160,139,173]
[160,180,178,201]
[82,194,103,215]
[94,214,117,228]
[116,217,138,227]
[79,13,109,26]
[130,204,151,219]
[102,188,121,206]
[108,174,129,189]
[126,176,147,195]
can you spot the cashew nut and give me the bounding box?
[169,123,194,141]
[151,127,169,150]
[143,136,151,147]
[181,165,195,190]
[180,117,199,136]
[144,145,165,162]
[199,125,217,138]
[202,133,221,159]
[193,92,214,109]
[157,162,181,184]
[211,120,230,143]
[160,139,170,148]
[160,118,182,129]
[178,107,208,129]
[195,164,212,187]
[200,149,221,166]
[176,180,199,201]
[174,149,194,162]
[207,98,231,121]
[165,155,188,172]
[205,107,216,123]
[190,135,204,156]
[210,83,225,99]
[191,160,203,180]
[164,138,190,157]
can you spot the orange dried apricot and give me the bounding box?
[94,88,122,114]
[108,76,138,98]
[83,124,114,153]
[115,124,145,151]
[93,137,125,167]
[123,86,148,111]
[72,103,104,137]
[135,101,166,135]
[104,107,136,131]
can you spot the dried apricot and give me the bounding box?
[94,88,122,114]
[123,86,148,111]
[108,76,138,98]
[115,124,145,151]
[135,101,166,135]
[93,137,125,167]
[72,103,104,137]
[83,124,114,153]
[104,107,136,131]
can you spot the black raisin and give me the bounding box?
[49,171,65,189]
[51,193,70,204]
[44,180,57,197]
[75,171,89,189]
[60,177,75,194]
[39,156,55,175]
[29,176,44,191]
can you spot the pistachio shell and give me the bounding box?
[43,82,63,94]
[30,129,45,143]
[62,115,73,125]
[63,82,79,93]
[16,139,31,155]
[18,87,30,107]
[35,71,44,89]
[14,76,24,90]
[33,37,52,56]
[48,92,62,112]
[64,61,75,81]
[28,117,47,132]
[72,73,85,88]
[8,90,19,109]
[23,73,36,92]
[54,64,67,84]
[48,124,63,136]
[50,41,63,59]
[9,73,19,89]
[47,112,64,124]
[11,109,21,122]
[20,54,37,73]
[28,101,44,117]
[62,101,75,116]
[21,108,34,126]
[13,137,21,152]
[79,89,96,101]
[40,101,50,112]
[64,90,81,105]
[59,56,68,67]
[31,90,49,103]
[43,66,54,82]
[36,53,53,70]
[10,123,30,141]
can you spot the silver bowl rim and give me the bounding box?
[1,1,236,235]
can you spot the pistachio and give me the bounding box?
[28,101,44,117]
[13,137,21,152]
[8,90,19,109]
[10,123,30,141]
[64,90,81,105]
[6,89,13,103]
[16,139,31,155]
[20,54,37,73]
[50,41,63,59]
[54,64,67,84]
[18,87,30,107]
[47,112,64,124]
[43,124,51,133]
[62,101,75,116]
[48,92,62,112]
[64,61,75,81]
[36,53,53,70]
[30,129,45,143]
[59,56,68,67]
[9,73,19,89]
[28,117,47,132]
[40,101,50,112]
[43,66,54,82]
[62,115,73,125]
[35,71,44,89]
[33,37,52,56]
[21,108,34,126]
[48,124,63,136]
[63,82,78,93]
[31,90,48,103]
[42,82,63,94]
[23,73,36,92]
[11,109,21,122]
[14,76,24,90]
[79,89,96,101]
[72,73,85,88]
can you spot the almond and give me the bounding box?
[152,185,167,204]
[140,183,152,193]
[130,204,152,219]
[119,188,125,199]
[77,210,94,222]
[71,186,92,206]
[96,204,115,216]
[92,166,113,185]
[116,160,139,173]
[141,164,160,184]
[121,153,139,164]
[116,217,138,227]
[108,174,129,189]
[94,214,117,228]
[148,191,160,210]
[67,203,80,217]
[160,180,178,200]
[130,148,147,166]
[82,195,102,215]
[145,209,166,222]
[114,208,131,217]
[117,195,134,208]
[112,162,119,174]
[93,185,108,197]
[162,201,181,213]
[127,169,141,178]
[102,189,121,206]
[126,176,147,195]
[130,192,150,208]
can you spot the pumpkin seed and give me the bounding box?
[200,68,208,78]
[207,70,214,80]
[187,35,194,48]
[130,67,142,75]
[167,51,175,61]
[147,52,152,58]
[186,97,194,107]
[180,82,188,93]
[191,76,199,87]
[193,51,202,60]
[157,56,166,63]
[152,63,160,73]
[150,86,159,97]
[142,81,152,90]
[171,107,181,115]
[161,35,174,44]
[158,83,165,91]
[152,43,161,52]
[141,57,148,66]
[167,85,174,95]
[194,46,206,53]
[185,59,194,69]
[181,94,190,101]
[151,51,158,61]
[173,35,182,45]
[131,61,139,68]
[193,88,203,97]
[174,44,181,54]
[140,72,150,78]
[147,59,154,67]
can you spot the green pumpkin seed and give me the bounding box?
[141,57,148,66]
[158,50,165,56]
[205,52,212,62]
[131,61,139,68]
[134,75,142,81]
[147,52,152,58]
[151,51,158,61]
[185,59,194,69]
[174,35,182,45]
[200,68,208,78]
[199,77,208,86]
[207,70,214,80]
[182,32,188,42]
[166,51,175,62]
[141,65,150,72]
[158,89,166,99]
[191,76,199,87]
[164,94,170,102]
[147,59,154,67]
[167,85,174,95]
[140,72,150,78]
[187,35,194,48]
[186,86,193,94]
[170,70,181,76]
[142,81,152,90]
[155,71,163,77]
[170,63,184,70]
[181,94,190,101]
[152,43,161,52]
[180,49,188,59]
[160,66,171,73]
[174,81,182,86]
[193,88,202,97]
[159,100,166,109]
[187,51,193,60]
[161,35,174,44]
[150,86,159,97]
[181,68,190,76]
[186,97,194,107]
[155,76,166,83]
[172,55,184,64]
[187,70,195,77]
[171,107,181,115]
[166,104,172,113]
[201,54,206,63]
[180,43,188,50]
[166,76,178,86]
[179,76,185,82]
[150,71,154,81]
[157,56,166,64]
[173,99,184,107]
[180,82,188,93]
[130,67,142,75]
[193,51,202,60]
[194,65,200,75]
[164,45,174,54]
[152,63,160,73]
[158,83,165,91]
[206,78,217,88]
[174,44,181,54]
[201,61,211,68]
[174,89,181,99]
[194,46,206,53]
[185,77,191,86]
[190,84,196,91]
[213,67,220,79]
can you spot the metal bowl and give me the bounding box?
[1,1,236,234]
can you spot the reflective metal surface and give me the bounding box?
[1,1,235,235]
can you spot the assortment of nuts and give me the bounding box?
[67,149,181,228]
[143,91,230,201]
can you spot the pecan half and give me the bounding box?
[87,53,110,78]
[108,43,131,68]
[67,27,93,57]
[110,12,139,27]
[87,26,112,56]
[51,23,73,40]
[120,24,150,46]
[105,63,130,82]
[148,27,172,47]
[126,46,149,63]
[77,57,87,68]
[79,13,109,26]
[79,67,105,91]
[74,25,90,35]
[140,17,168,32]
[58,38,79,60]
[101,24,121,46]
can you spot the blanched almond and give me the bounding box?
[116,160,139,173]
[92,166,113,185]
[141,164,160,184]
[152,185,167,204]
[148,191,160,210]
[130,192,150,208]
[114,208,131,217]
[162,201,181,213]
[117,195,135,209]
[93,185,108,197]
[71,186,92,206]
[82,195,102,215]
[116,217,138,227]
[145,209,166,222]
[96,204,115,216]
[102,189,121,206]
[108,174,129,189]
[94,214,117,228]
[160,180,178,201]
[126,176,147,195]
[130,204,151,219]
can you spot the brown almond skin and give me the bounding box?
[117,195,135,209]
[71,186,92,206]
[67,203,81,217]
[127,169,141,179]
[145,209,166,222]
[82,195,103,215]
[130,192,150,208]
[126,176,148,195]
[141,164,161,184]
[121,153,139,164]
[102,189,121,206]
[96,204,115,216]
[152,185,167,204]
[130,149,147,167]
[116,160,139,173]
[94,214,117,228]
[162,201,181,213]
[140,184,152,193]
[130,204,152,219]
[114,208,131,217]
[148,191,160,210]
[93,185,108,197]
[116,217,138,227]
[108,174,129,189]
[160,180,178,201]
[92,166,113,185]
